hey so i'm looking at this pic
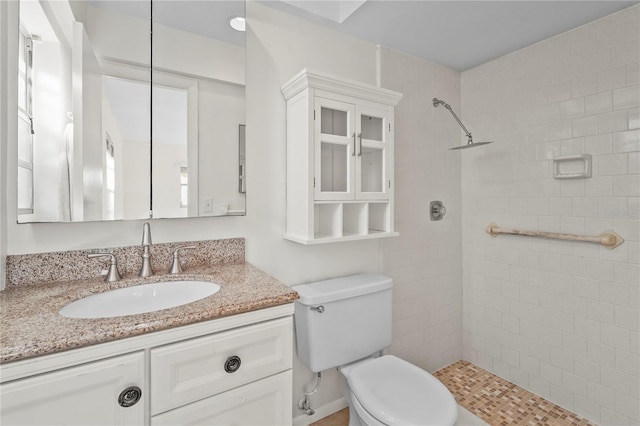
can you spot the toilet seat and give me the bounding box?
[346,355,458,426]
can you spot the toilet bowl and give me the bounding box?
[292,274,458,426]
[339,356,458,426]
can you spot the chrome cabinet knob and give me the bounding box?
[118,386,142,407]
[224,355,241,373]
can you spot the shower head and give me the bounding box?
[433,97,493,150]
[449,140,493,150]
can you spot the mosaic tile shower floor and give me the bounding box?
[312,360,596,426]
[434,360,596,426]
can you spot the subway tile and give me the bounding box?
[550,120,573,140]
[563,370,589,398]
[587,340,616,367]
[584,133,612,154]
[574,396,602,425]
[615,394,640,423]
[572,197,600,217]
[613,174,640,196]
[598,109,628,133]
[583,48,612,75]
[613,85,640,109]
[587,380,616,410]
[615,348,640,378]
[600,323,630,351]
[613,41,640,68]
[598,153,629,175]
[574,317,600,342]
[573,73,598,98]
[585,176,613,197]
[562,332,588,358]
[613,129,640,152]
[572,115,599,137]
[561,98,585,119]
[601,407,632,426]
[626,62,640,86]
[614,305,640,332]
[597,66,627,92]
[585,91,612,115]
[587,300,616,325]
[596,24,627,51]
[629,106,640,129]
[585,259,614,281]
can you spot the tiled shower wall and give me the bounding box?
[381,48,464,372]
[461,5,639,426]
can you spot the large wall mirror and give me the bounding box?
[16,0,246,223]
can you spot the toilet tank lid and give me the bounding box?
[292,274,392,305]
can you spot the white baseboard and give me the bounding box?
[292,397,348,426]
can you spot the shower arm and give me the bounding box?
[433,98,473,144]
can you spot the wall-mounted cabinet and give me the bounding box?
[282,69,402,244]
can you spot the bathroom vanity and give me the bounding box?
[0,239,298,425]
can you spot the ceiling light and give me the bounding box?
[229,16,245,32]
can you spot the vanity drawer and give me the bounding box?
[150,316,292,414]
[151,370,292,426]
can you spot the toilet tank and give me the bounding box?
[292,274,392,373]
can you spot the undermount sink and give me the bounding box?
[59,280,221,319]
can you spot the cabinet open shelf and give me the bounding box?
[285,201,397,245]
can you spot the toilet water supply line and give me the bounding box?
[298,372,322,416]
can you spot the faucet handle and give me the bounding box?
[168,245,196,274]
[88,253,122,282]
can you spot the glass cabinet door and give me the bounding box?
[314,97,355,200]
[356,105,390,199]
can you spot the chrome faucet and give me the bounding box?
[88,253,122,282]
[168,245,196,274]
[139,222,154,277]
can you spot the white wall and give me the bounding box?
[461,6,639,425]
[31,40,70,222]
[380,48,463,373]
[246,2,383,420]
[0,0,16,290]
[152,143,187,218]
[197,80,245,215]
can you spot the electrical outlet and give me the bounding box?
[203,197,213,213]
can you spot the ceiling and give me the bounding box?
[263,0,639,71]
[88,0,638,71]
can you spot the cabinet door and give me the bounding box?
[355,104,392,200]
[0,352,145,426]
[314,97,355,201]
[151,370,292,426]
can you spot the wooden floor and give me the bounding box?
[310,408,349,426]
[310,360,595,426]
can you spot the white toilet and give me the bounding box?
[293,274,458,426]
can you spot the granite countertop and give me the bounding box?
[0,263,298,364]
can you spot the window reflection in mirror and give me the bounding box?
[16,0,246,223]
[17,0,151,223]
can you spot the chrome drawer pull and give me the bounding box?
[118,386,142,407]
[224,355,242,373]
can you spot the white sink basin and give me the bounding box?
[59,280,220,319]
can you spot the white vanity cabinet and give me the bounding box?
[282,69,402,244]
[150,316,292,421]
[0,305,294,426]
[0,352,145,425]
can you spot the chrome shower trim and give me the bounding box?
[433,97,493,150]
